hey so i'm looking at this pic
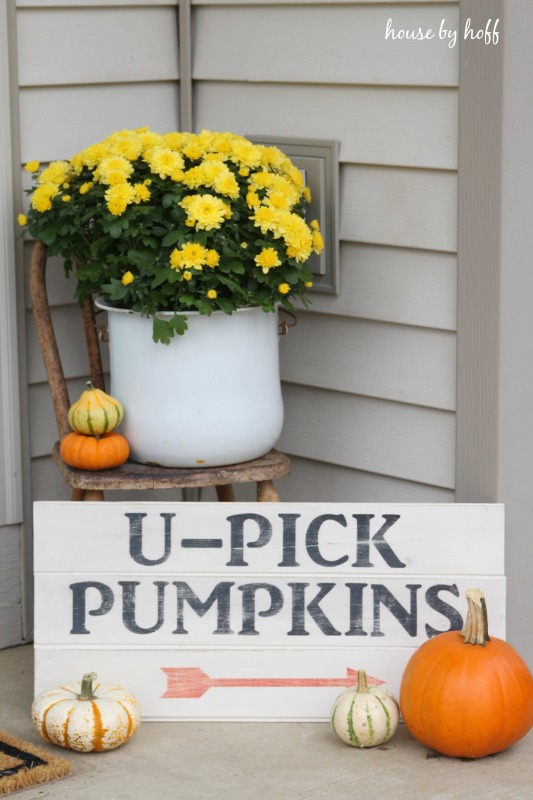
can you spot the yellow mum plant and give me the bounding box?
[21,128,323,343]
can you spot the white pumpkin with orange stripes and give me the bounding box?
[31,671,141,752]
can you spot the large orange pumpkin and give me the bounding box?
[400,588,533,758]
[60,432,129,470]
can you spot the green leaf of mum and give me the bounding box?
[161,230,183,247]
[109,222,123,239]
[38,226,58,245]
[152,314,188,345]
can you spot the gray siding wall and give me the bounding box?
[192,0,459,501]
[15,0,459,508]
[15,0,181,502]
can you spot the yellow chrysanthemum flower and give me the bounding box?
[133,183,151,203]
[231,140,262,170]
[250,171,275,191]
[302,187,312,203]
[304,281,313,288]
[31,183,59,212]
[183,143,204,161]
[179,242,209,268]
[104,182,136,215]
[213,172,239,199]
[264,192,292,212]
[287,166,305,189]
[96,156,134,186]
[163,132,187,150]
[246,192,260,209]
[79,143,110,169]
[312,229,324,254]
[182,270,193,281]
[17,213,27,226]
[169,249,183,270]
[38,161,71,187]
[122,271,134,286]
[181,194,227,231]
[107,131,143,162]
[182,166,206,189]
[278,283,291,295]
[61,195,71,203]
[24,161,40,173]
[207,289,217,300]
[251,206,281,236]
[147,147,184,179]
[278,212,313,261]
[254,247,282,274]
[205,249,220,268]
[79,182,93,195]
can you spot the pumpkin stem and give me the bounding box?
[86,380,94,390]
[357,669,369,692]
[79,671,97,700]
[461,588,491,646]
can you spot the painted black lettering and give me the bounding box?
[371,583,421,637]
[277,514,301,567]
[173,581,234,634]
[119,580,168,634]
[238,583,284,635]
[351,514,406,568]
[70,581,114,634]
[345,583,368,636]
[425,583,463,638]
[306,514,349,567]
[287,582,342,636]
[126,512,175,566]
[226,514,272,566]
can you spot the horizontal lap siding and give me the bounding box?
[280,313,457,410]
[196,83,458,171]
[192,1,459,497]
[18,1,180,502]
[0,526,22,648]
[192,4,459,87]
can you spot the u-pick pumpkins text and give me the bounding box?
[400,588,533,758]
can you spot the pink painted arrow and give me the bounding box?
[161,667,384,699]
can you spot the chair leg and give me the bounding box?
[216,484,235,501]
[84,490,105,501]
[257,480,279,502]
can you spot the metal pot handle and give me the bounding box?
[278,308,297,336]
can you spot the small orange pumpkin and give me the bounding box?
[60,432,129,471]
[400,588,533,758]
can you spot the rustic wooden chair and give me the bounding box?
[29,241,291,502]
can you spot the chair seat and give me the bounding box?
[52,442,290,492]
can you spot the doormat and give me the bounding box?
[0,730,71,796]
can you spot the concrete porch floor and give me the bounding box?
[1,644,532,800]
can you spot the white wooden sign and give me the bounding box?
[33,502,505,721]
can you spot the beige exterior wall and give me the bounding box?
[15,0,181,505]
[10,0,533,667]
[192,0,458,502]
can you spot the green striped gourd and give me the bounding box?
[330,669,399,748]
[67,381,124,436]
